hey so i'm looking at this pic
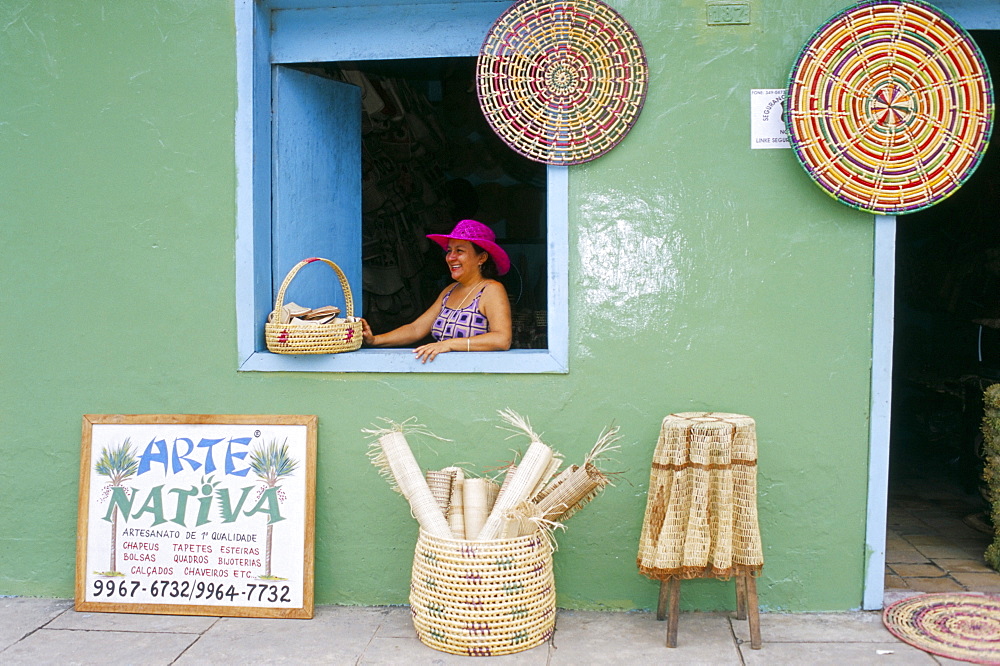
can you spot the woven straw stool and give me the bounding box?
[637,412,764,649]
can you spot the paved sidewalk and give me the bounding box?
[0,596,956,665]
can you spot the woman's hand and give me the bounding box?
[360,318,376,346]
[412,339,457,363]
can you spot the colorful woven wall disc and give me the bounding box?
[477,0,649,166]
[786,0,994,214]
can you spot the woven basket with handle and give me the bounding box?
[410,529,555,657]
[265,257,363,355]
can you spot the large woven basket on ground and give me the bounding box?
[265,257,363,355]
[409,530,555,657]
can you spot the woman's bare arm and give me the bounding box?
[362,286,450,347]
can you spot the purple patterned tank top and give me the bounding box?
[431,285,490,341]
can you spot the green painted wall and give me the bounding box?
[1,0,874,611]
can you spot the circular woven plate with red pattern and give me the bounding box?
[477,0,648,166]
[884,593,1000,664]
[786,0,994,214]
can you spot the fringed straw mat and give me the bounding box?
[883,593,1000,664]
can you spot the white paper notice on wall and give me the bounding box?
[751,89,790,149]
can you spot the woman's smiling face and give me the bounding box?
[445,240,485,281]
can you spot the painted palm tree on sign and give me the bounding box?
[248,439,299,579]
[94,439,139,575]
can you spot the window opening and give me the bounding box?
[299,58,549,350]
[236,0,570,373]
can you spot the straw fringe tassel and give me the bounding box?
[586,424,622,468]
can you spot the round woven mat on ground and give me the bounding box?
[786,0,994,215]
[883,593,1000,664]
[477,0,648,165]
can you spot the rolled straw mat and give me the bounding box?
[883,593,1000,664]
[462,477,495,540]
[426,469,455,513]
[478,441,553,541]
[447,469,466,539]
[373,431,452,539]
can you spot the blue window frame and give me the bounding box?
[235,0,569,373]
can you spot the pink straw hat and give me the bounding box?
[426,219,511,276]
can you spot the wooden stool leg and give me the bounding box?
[735,573,747,620]
[657,579,669,621]
[665,578,681,648]
[744,574,762,650]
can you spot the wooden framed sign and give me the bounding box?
[76,414,316,619]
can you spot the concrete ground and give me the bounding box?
[0,596,968,665]
[5,469,992,665]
